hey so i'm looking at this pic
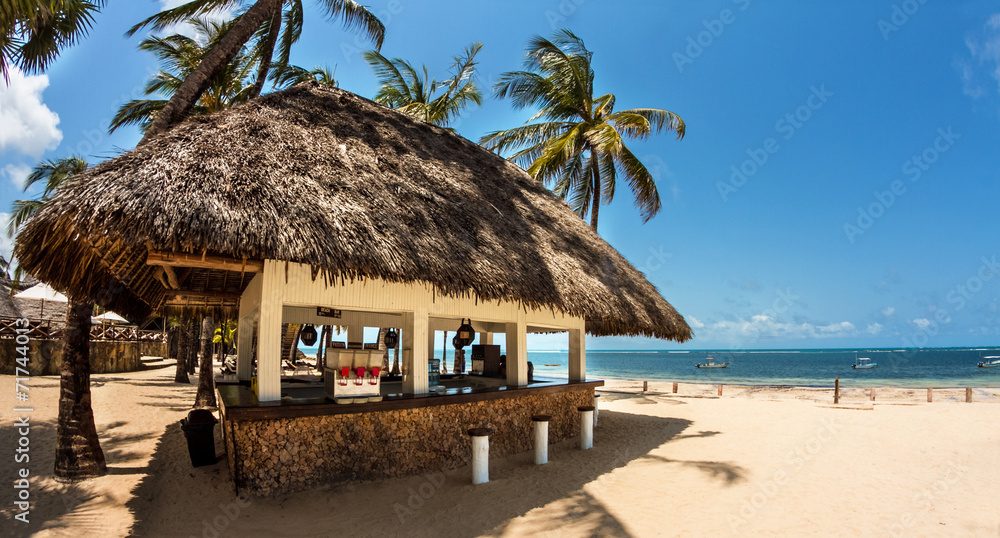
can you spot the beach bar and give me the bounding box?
[14,83,691,495]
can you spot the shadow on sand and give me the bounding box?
[125,393,748,537]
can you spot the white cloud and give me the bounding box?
[866,323,883,335]
[882,306,895,317]
[960,13,1000,100]
[703,315,857,342]
[688,316,705,329]
[3,163,31,190]
[0,212,13,261]
[0,68,62,157]
[912,318,932,330]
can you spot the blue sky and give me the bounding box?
[2,1,1000,350]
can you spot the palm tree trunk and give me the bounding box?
[174,316,191,383]
[589,151,602,230]
[186,319,198,375]
[54,299,106,479]
[195,317,216,408]
[316,325,327,371]
[249,6,283,99]
[140,0,284,143]
[288,324,302,364]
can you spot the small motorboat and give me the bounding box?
[978,356,1000,368]
[852,357,876,369]
[696,357,729,369]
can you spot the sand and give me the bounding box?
[2,366,999,537]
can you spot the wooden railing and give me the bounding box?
[0,317,166,342]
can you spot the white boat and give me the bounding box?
[978,356,1000,368]
[696,357,729,369]
[852,357,876,369]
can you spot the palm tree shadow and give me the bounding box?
[640,453,747,485]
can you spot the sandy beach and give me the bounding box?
[2,364,999,537]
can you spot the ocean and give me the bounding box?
[298,345,1000,388]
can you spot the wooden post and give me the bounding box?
[927,388,932,402]
[834,377,840,404]
[672,382,678,393]
[966,388,972,403]
[717,385,723,396]
[869,387,876,401]
[642,380,648,392]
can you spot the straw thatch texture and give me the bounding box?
[15,83,690,341]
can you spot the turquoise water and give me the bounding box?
[298,346,1000,388]
[527,348,1000,388]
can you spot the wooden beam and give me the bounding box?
[146,250,264,273]
[168,290,244,300]
[162,265,181,289]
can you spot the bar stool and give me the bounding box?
[531,415,551,464]
[467,427,494,484]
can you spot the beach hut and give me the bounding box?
[15,83,690,494]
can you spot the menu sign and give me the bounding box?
[317,307,342,318]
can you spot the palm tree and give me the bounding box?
[272,63,337,88]
[9,156,105,479]
[128,0,384,142]
[363,42,483,128]
[1,0,104,82]
[110,19,255,134]
[480,30,685,230]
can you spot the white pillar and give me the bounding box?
[505,312,528,387]
[532,415,550,465]
[256,260,284,402]
[347,324,363,346]
[469,428,491,484]
[480,332,493,346]
[236,313,254,381]
[568,326,586,382]
[402,306,429,395]
[579,406,594,450]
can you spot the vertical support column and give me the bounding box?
[402,305,429,395]
[347,324,363,346]
[256,260,284,402]
[505,311,527,387]
[236,274,261,382]
[236,313,255,381]
[480,332,493,345]
[568,325,586,382]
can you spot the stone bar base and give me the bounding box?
[219,382,598,496]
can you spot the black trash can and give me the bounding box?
[180,409,218,467]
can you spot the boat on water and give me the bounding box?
[696,357,729,369]
[852,357,876,369]
[978,356,1000,368]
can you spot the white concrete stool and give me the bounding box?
[467,427,493,484]
[592,394,601,427]
[531,414,551,465]
[578,405,595,450]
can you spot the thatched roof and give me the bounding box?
[14,83,691,341]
